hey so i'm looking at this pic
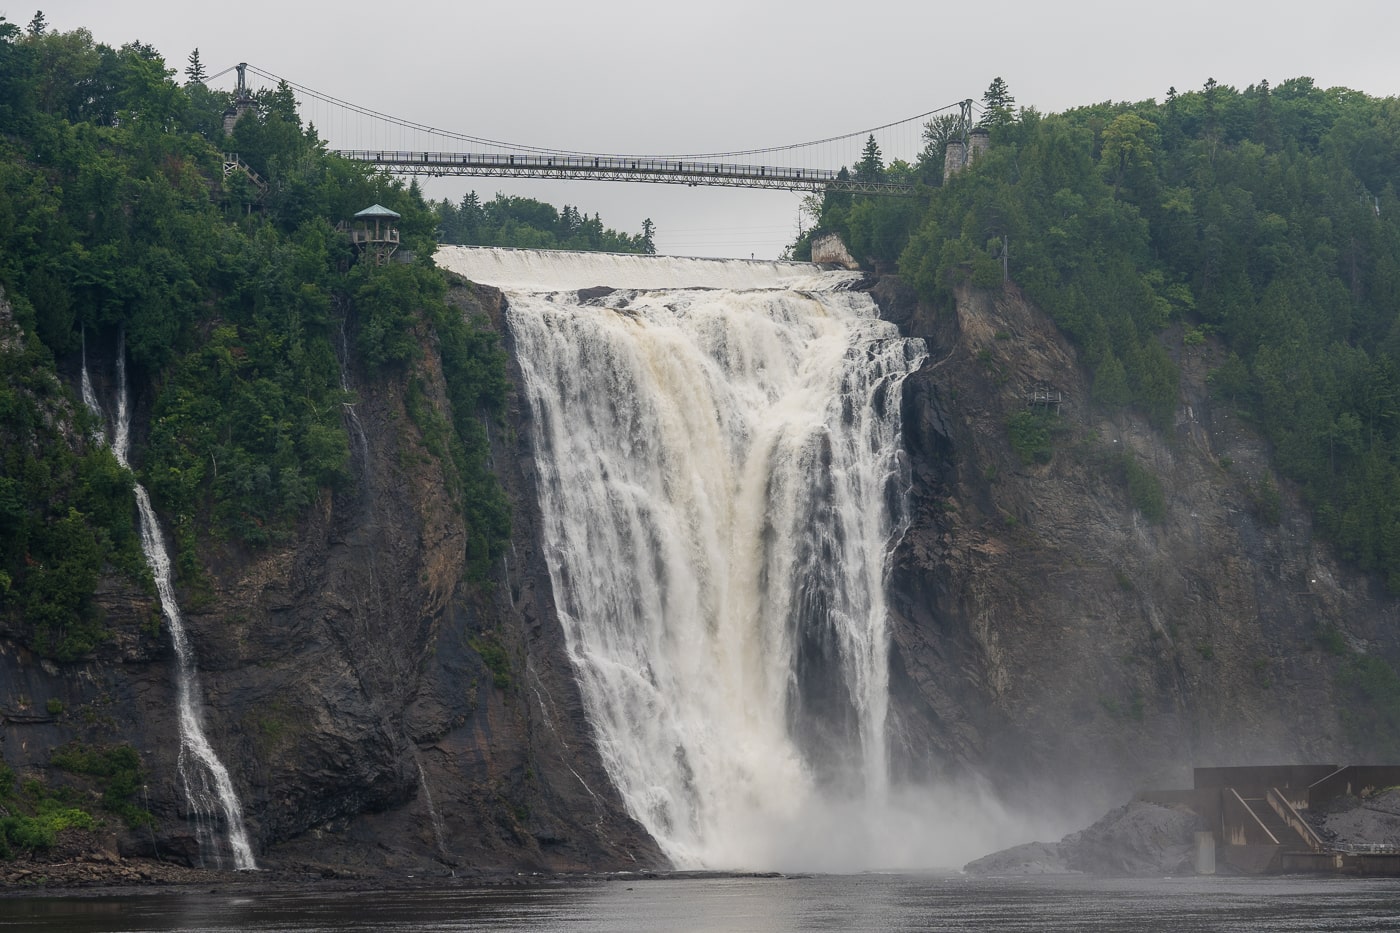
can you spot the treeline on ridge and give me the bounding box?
[434,193,656,254]
[811,76,1400,593]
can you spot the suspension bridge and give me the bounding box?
[214,64,982,198]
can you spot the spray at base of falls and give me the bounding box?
[81,335,256,870]
[439,248,940,870]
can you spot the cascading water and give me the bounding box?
[82,335,256,870]
[437,248,927,870]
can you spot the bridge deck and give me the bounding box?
[334,150,918,196]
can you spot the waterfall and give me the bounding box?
[440,248,927,870]
[83,335,256,870]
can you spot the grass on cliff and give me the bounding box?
[0,743,151,859]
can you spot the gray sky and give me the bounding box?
[33,0,1400,259]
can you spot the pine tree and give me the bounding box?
[641,218,656,254]
[855,134,883,181]
[26,10,45,36]
[185,48,207,84]
[980,76,1016,128]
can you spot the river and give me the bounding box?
[5,874,1399,931]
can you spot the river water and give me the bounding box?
[4,874,1399,932]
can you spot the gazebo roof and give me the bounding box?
[354,203,401,220]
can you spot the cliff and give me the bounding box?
[5,267,1399,875]
[878,276,1400,806]
[0,282,661,874]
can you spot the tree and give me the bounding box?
[919,113,961,183]
[981,76,1016,128]
[641,218,655,254]
[184,47,205,84]
[855,134,883,181]
[1099,112,1158,197]
[26,10,45,36]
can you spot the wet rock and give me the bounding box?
[963,840,1071,875]
[1309,789,1400,848]
[965,801,1200,877]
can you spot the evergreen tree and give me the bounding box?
[26,10,45,36]
[641,218,656,254]
[855,134,884,181]
[980,76,1016,128]
[185,47,206,84]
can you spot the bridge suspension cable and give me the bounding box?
[222,64,983,195]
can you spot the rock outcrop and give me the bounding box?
[878,276,1400,806]
[0,281,661,874]
[964,800,1201,876]
[5,267,1400,875]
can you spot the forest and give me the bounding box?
[810,76,1400,591]
[434,192,655,254]
[0,17,585,664]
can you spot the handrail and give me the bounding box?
[1224,788,1278,846]
[333,149,920,197]
[1267,787,1325,852]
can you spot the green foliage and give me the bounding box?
[434,193,654,253]
[0,754,101,858]
[0,21,519,650]
[360,264,511,579]
[1249,473,1282,524]
[50,742,152,829]
[1006,410,1056,464]
[0,334,146,658]
[981,77,1016,129]
[470,632,512,690]
[1318,624,1348,656]
[855,134,884,182]
[1119,452,1167,523]
[804,73,1400,588]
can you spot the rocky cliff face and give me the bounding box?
[5,268,1398,873]
[877,276,1400,808]
[0,282,660,874]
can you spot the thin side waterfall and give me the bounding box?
[441,249,927,870]
[413,752,450,861]
[83,335,255,870]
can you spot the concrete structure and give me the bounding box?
[943,127,992,184]
[1138,764,1400,875]
[222,63,254,136]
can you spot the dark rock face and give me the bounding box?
[7,269,1400,875]
[0,282,661,874]
[873,277,1400,807]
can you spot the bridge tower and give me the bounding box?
[343,204,401,266]
[943,99,992,184]
[222,63,254,135]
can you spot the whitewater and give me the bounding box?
[437,247,964,870]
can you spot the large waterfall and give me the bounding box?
[439,248,929,870]
[82,336,256,871]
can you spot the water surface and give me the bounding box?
[5,874,1399,932]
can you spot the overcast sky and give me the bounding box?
[32,0,1400,259]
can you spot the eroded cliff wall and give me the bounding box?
[877,277,1400,807]
[0,283,660,874]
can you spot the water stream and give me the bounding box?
[81,334,256,870]
[438,249,927,870]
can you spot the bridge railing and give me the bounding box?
[335,149,838,181]
[333,150,918,196]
